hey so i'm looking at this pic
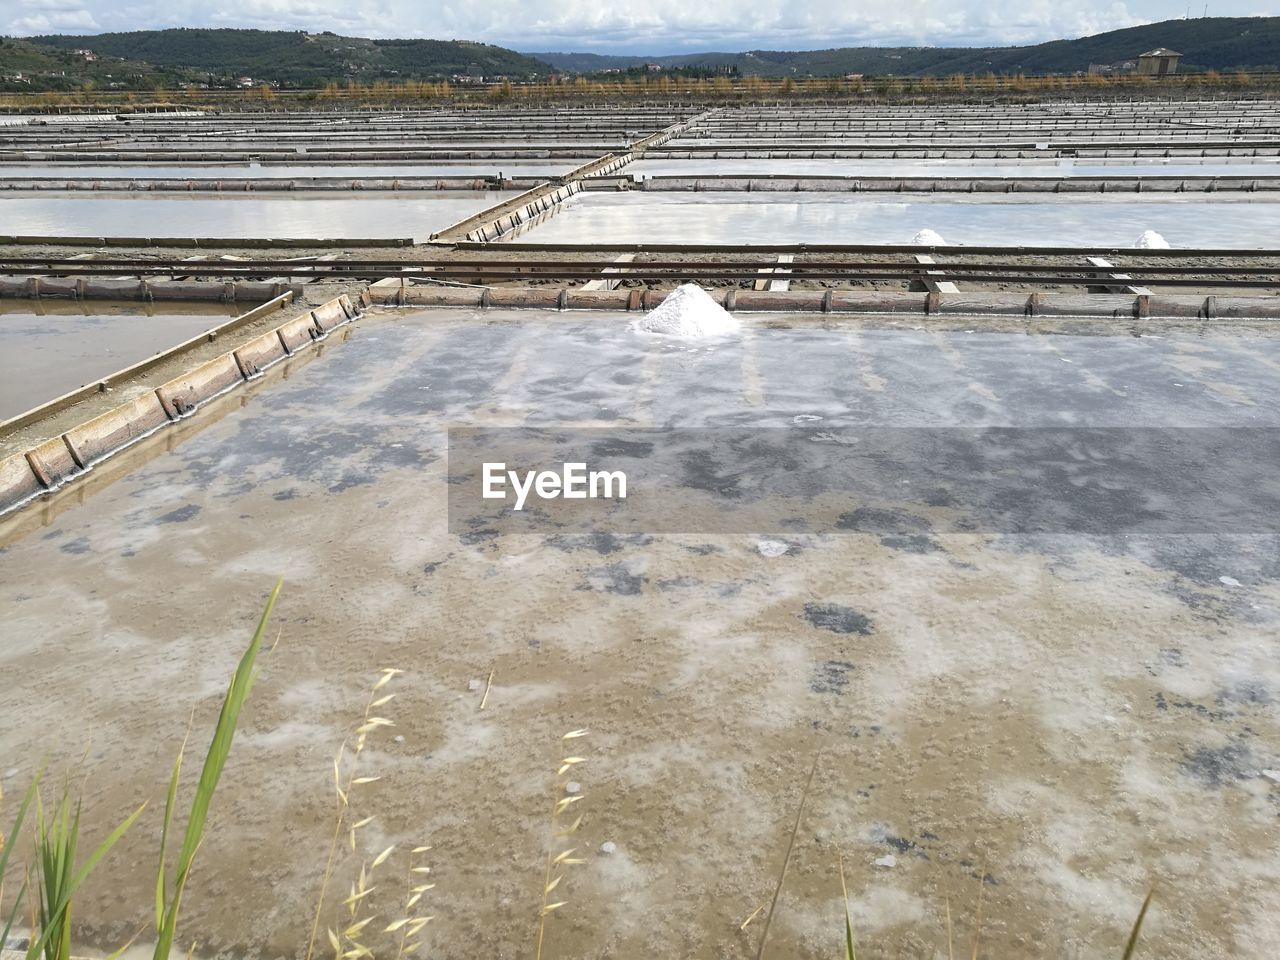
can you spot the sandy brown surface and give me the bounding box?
[0,309,1278,960]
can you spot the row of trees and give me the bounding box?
[1,69,1274,109]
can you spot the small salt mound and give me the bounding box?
[912,228,947,246]
[632,283,740,338]
[1135,229,1170,249]
[757,539,789,558]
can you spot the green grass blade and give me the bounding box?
[1121,889,1154,960]
[69,801,146,893]
[1,877,29,954]
[153,578,281,960]
[26,798,146,960]
[156,730,189,930]
[0,768,41,880]
[1,772,41,951]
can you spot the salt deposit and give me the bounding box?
[757,540,790,558]
[912,228,947,246]
[1135,229,1170,249]
[632,283,741,338]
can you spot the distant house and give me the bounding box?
[1088,59,1139,76]
[1136,49,1181,76]
[645,63,662,72]
[236,76,255,87]
[73,49,97,61]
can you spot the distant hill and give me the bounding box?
[4,17,1276,93]
[25,29,554,86]
[531,16,1280,77]
[0,35,187,91]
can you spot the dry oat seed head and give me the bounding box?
[343,917,376,938]
[555,815,584,837]
[343,887,376,906]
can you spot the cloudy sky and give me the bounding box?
[4,0,1275,52]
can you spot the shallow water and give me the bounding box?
[0,162,578,179]
[0,310,1277,959]
[627,157,1280,179]
[0,191,518,241]
[0,300,244,418]
[518,192,1280,247]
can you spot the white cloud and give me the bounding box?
[7,0,100,36]
[0,0,1268,50]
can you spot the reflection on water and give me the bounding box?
[0,163,576,179]
[0,300,245,418]
[520,192,1280,248]
[0,191,519,241]
[629,157,1280,179]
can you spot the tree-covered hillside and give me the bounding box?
[532,16,1280,77]
[27,29,553,86]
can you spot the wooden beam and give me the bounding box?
[1086,256,1153,295]
[913,254,960,293]
[581,253,636,291]
[262,252,340,285]
[151,254,208,283]
[754,253,794,291]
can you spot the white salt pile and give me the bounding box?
[1135,229,1170,249]
[632,283,741,338]
[912,228,947,246]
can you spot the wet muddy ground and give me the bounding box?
[1,309,1278,960]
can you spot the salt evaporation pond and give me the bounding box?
[0,191,519,240]
[626,156,1280,179]
[0,300,245,419]
[518,192,1280,247]
[1,308,1277,959]
[0,162,579,180]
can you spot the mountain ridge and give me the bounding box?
[2,17,1277,94]
[527,17,1280,76]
